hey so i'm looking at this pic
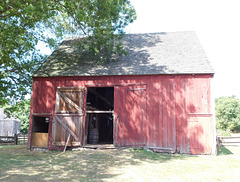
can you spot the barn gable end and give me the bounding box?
[28,32,215,154]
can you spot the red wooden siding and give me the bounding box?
[28,74,215,154]
[147,76,177,151]
[114,85,147,146]
[186,76,213,154]
[175,77,188,153]
[188,114,212,154]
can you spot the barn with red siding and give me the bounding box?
[28,32,216,154]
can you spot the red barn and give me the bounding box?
[28,32,216,154]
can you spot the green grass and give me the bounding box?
[0,145,240,181]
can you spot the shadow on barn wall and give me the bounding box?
[30,75,213,154]
[29,32,214,154]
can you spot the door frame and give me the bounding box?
[30,113,52,149]
[84,86,114,145]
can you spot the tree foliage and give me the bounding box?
[1,99,30,134]
[0,0,136,101]
[54,0,136,63]
[215,96,240,132]
[0,0,53,102]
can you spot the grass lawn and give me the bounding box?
[0,145,240,181]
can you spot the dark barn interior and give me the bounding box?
[32,117,49,133]
[86,87,114,144]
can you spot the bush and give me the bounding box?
[215,96,240,132]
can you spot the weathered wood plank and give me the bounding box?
[86,111,113,114]
[54,115,80,142]
[58,91,82,112]
[0,134,18,145]
[63,134,70,152]
[32,113,52,116]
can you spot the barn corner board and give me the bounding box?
[28,32,216,154]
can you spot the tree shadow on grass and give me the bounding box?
[217,146,233,155]
[0,145,196,181]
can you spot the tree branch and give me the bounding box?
[53,0,87,35]
[0,13,10,18]
[8,75,18,85]
[0,6,13,18]
[0,5,13,14]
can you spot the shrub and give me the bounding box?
[215,96,240,132]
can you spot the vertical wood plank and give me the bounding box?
[158,77,163,148]
[30,74,213,154]
[175,76,188,153]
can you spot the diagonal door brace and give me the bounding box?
[58,91,82,112]
[54,114,80,143]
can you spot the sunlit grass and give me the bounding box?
[0,145,240,181]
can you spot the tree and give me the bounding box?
[1,99,30,133]
[0,0,136,101]
[0,0,53,102]
[215,96,240,132]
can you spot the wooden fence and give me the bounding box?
[0,133,28,145]
[217,136,240,146]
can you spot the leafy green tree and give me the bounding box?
[215,96,240,132]
[1,0,136,102]
[1,0,56,102]
[1,99,30,134]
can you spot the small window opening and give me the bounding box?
[31,116,49,148]
[85,87,114,145]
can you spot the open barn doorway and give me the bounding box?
[31,116,49,148]
[85,87,114,145]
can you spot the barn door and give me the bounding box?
[52,87,84,147]
[114,85,146,146]
[188,115,213,154]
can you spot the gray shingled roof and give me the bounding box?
[34,31,214,77]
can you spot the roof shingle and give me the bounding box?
[34,31,214,77]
